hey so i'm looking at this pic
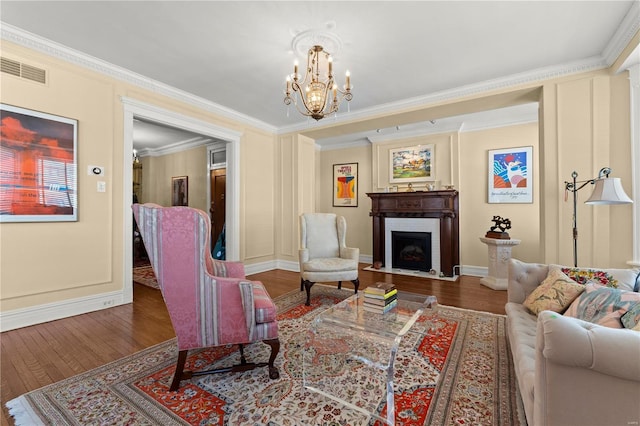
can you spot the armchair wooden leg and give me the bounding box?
[170,349,189,392]
[352,278,360,293]
[264,338,280,379]
[337,281,342,289]
[300,278,304,292]
[303,279,314,306]
[238,344,247,365]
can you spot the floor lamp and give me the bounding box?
[564,167,633,267]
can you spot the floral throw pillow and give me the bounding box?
[523,269,585,315]
[564,283,640,328]
[561,267,618,288]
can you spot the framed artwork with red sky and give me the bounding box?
[0,104,78,222]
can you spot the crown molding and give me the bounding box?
[1,22,277,134]
[278,55,606,136]
[603,0,640,66]
[137,136,213,157]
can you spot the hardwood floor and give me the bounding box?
[0,266,506,425]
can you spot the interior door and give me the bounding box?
[210,168,226,246]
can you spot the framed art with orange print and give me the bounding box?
[488,146,533,203]
[333,162,358,207]
[0,104,78,222]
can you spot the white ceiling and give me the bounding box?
[1,1,638,150]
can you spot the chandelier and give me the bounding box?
[284,45,352,121]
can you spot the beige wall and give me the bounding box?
[141,146,209,212]
[1,43,123,312]
[317,145,373,255]
[459,123,540,266]
[0,40,278,319]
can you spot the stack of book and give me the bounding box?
[363,282,398,313]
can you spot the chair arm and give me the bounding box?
[537,311,640,381]
[210,259,246,279]
[299,248,309,266]
[340,246,359,261]
[200,274,258,344]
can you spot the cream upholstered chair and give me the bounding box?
[133,203,280,391]
[299,213,360,305]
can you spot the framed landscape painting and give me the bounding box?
[389,144,434,184]
[0,104,78,222]
[333,162,358,207]
[488,146,533,203]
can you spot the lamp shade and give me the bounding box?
[585,177,633,205]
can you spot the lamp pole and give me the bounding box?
[570,171,579,267]
[565,170,601,267]
[564,167,623,267]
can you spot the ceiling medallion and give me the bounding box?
[284,29,352,121]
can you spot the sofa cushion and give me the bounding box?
[551,264,640,292]
[621,303,640,329]
[303,257,358,272]
[505,302,537,423]
[564,283,640,328]
[523,268,585,315]
[559,266,618,288]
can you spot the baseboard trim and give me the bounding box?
[461,265,488,277]
[0,290,128,332]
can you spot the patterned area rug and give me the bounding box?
[133,265,159,289]
[7,285,524,425]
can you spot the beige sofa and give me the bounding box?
[506,259,640,426]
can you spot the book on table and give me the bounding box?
[363,293,398,307]
[364,282,396,296]
[364,288,398,301]
[362,298,398,314]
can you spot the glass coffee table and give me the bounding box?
[303,291,438,425]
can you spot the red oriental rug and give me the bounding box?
[133,265,160,289]
[7,285,524,425]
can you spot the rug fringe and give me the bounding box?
[6,396,46,426]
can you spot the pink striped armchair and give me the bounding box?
[132,204,279,391]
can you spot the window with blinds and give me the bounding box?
[0,146,16,214]
[37,157,77,208]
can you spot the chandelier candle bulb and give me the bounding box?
[346,70,351,89]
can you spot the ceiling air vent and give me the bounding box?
[1,57,46,84]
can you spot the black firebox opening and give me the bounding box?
[391,231,432,272]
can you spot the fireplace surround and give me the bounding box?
[367,191,459,277]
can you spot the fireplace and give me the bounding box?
[367,191,459,277]
[391,231,432,272]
